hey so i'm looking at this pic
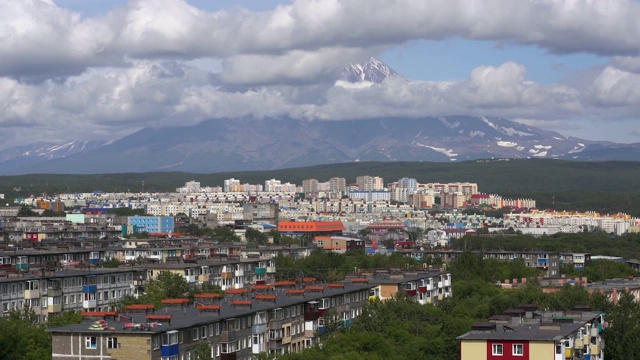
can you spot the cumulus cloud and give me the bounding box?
[592,66,640,106]
[3,0,640,81]
[0,0,639,147]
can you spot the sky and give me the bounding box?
[2,0,640,149]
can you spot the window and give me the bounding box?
[153,336,160,350]
[107,337,119,349]
[492,344,503,356]
[512,344,523,356]
[85,336,97,349]
[162,331,179,346]
[192,328,199,341]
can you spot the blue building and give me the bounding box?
[127,215,174,234]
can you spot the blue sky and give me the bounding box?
[1,0,639,147]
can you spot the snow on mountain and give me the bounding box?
[342,57,401,83]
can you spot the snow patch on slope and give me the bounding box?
[416,143,458,157]
[497,141,518,147]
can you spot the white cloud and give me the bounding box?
[1,0,639,147]
[592,66,640,106]
[3,0,640,81]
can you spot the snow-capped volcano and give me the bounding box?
[342,57,402,83]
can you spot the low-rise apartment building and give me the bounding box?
[458,307,605,360]
[1,268,142,322]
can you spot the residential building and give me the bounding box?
[458,307,605,360]
[0,268,142,323]
[355,176,384,191]
[301,179,319,196]
[49,270,450,360]
[127,216,174,234]
[328,177,347,192]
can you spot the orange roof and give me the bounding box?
[146,314,172,321]
[301,277,317,283]
[196,304,221,311]
[161,298,189,305]
[274,281,296,287]
[327,283,345,288]
[82,311,118,317]
[278,221,345,233]
[224,288,249,295]
[194,293,223,299]
[255,294,277,301]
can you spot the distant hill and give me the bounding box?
[0,116,635,175]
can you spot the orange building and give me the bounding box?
[278,221,345,235]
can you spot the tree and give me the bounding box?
[47,311,83,328]
[0,306,51,360]
[18,205,37,217]
[194,342,213,360]
[96,257,120,268]
[246,228,268,245]
[605,290,640,360]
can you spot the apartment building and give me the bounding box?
[0,268,142,323]
[402,250,561,278]
[143,257,277,291]
[127,216,174,234]
[458,307,605,360]
[364,270,453,305]
[355,176,384,191]
[49,280,376,360]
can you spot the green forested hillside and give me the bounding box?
[2,159,640,214]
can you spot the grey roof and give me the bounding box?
[48,282,375,334]
[457,311,602,342]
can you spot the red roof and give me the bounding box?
[278,221,345,233]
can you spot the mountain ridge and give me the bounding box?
[0,115,636,175]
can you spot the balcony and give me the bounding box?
[24,289,41,300]
[221,272,233,279]
[220,330,237,342]
[267,266,276,273]
[252,324,266,334]
[48,303,62,313]
[252,343,266,354]
[269,319,284,328]
[304,311,321,321]
[198,274,210,282]
[269,339,283,349]
[590,344,599,354]
[82,285,97,293]
[565,348,573,358]
[574,339,584,348]
[255,268,267,275]
[48,288,62,297]
[83,299,97,309]
[234,269,244,277]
